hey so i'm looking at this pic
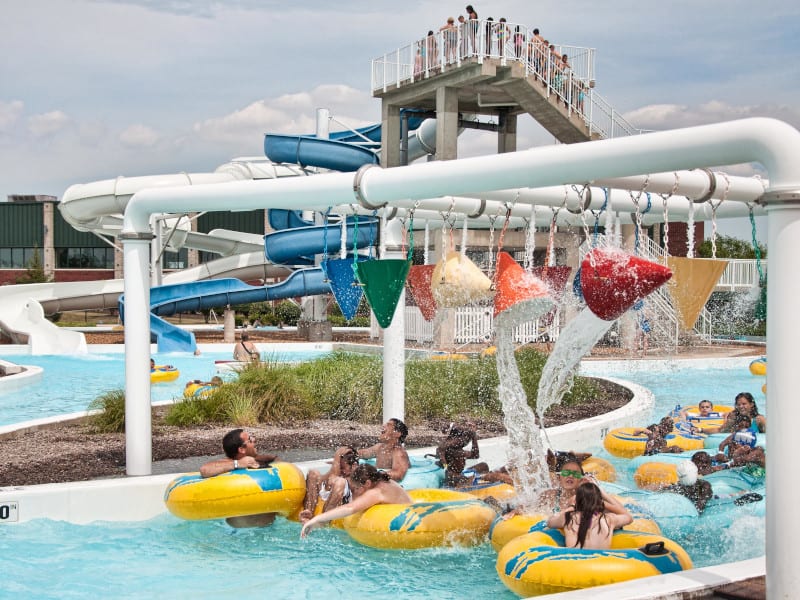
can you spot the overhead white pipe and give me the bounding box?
[120,118,800,598]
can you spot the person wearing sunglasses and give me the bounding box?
[299,446,360,524]
[539,454,623,516]
[198,429,279,528]
[199,429,277,478]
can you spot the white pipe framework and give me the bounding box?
[119,117,798,597]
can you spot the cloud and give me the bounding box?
[191,85,377,145]
[0,100,24,133]
[624,101,800,131]
[27,111,70,138]
[119,124,160,147]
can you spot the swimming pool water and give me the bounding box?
[0,360,766,597]
[0,348,331,427]
[0,515,512,599]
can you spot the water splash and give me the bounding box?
[494,316,551,511]
[536,308,614,428]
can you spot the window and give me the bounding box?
[56,247,114,269]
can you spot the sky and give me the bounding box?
[2,0,799,243]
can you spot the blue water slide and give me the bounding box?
[264,219,377,264]
[268,209,313,231]
[264,135,378,172]
[264,112,426,173]
[120,269,330,353]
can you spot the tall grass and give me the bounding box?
[88,348,603,429]
[86,389,126,433]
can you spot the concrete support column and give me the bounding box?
[619,224,638,351]
[432,228,456,349]
[120,234,153,476]
[435,86,459,161]
[187,213,199,269]
[498,111,518,154]
[42,201,56,279]
[381,103,401,168]
[223,307,236,343]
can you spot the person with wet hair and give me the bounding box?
[663,460,713,513]
[199,429,279,527]
[436,422,486,487]
[719,392,766,433]
[299,446,360,523]
[357,418,410,482]
[300,464,411,538]
[632,416,682,455]
[546,482,632,549]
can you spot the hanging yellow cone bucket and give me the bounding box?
[493,251,554,323]
[430,251,492,308]
[666,257,729,330]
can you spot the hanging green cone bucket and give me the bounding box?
[355,258,411,328]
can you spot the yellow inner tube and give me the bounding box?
[151,366,180,383]
[633,462,679,490]
[749,358,767,376]
[341,488,495,549]
[582,457,616,482]
[164,462,306,521]
[603,427,649,458]
[183,382,217,399]
[429,353,469,361]
[497,528,692,597]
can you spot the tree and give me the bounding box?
[15,247,51,284]
[696,235,766,259]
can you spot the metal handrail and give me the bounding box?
[371,20,643,141]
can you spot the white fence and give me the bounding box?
[398,305,560,346]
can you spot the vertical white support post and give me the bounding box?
[121,233,153,476]
[150,216,162,288]
[765,199,800,599]
[381,218,406,422]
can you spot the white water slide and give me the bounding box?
[0,119,443,354]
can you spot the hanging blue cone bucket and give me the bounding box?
[572,265,584,301]
[323,258,365,321]
[355,258,412,329]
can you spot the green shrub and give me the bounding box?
[164,361,315,426]
[86,389,127,433]
[293,351,383,421]
[275,300,301,326]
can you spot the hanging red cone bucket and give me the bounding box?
[406,264,438,321]
[532,265,573,326]
[580,247,672,321]
[493,251,553,320]
[431,251,493,308]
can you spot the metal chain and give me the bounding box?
[629,175,650,255]
[523,203,536,273]
[709,171,730,259]
[659,172,679,261]
[748,203,765,286]
[686,198,695,258]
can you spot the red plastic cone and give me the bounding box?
[580,248,672,321]
[493,251,552,318]
[406,264,438,321]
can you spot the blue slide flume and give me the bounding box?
[120,219,378,353]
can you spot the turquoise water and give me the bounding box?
[0,348,330,427]
[581,361,766,568]
[0,515,511,599]
[0,361,766,597]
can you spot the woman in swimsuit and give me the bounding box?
[300,464,411,538]
[547,482,632,549]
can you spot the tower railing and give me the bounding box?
[371,19,642,140]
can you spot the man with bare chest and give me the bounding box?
[357,418,410,482]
